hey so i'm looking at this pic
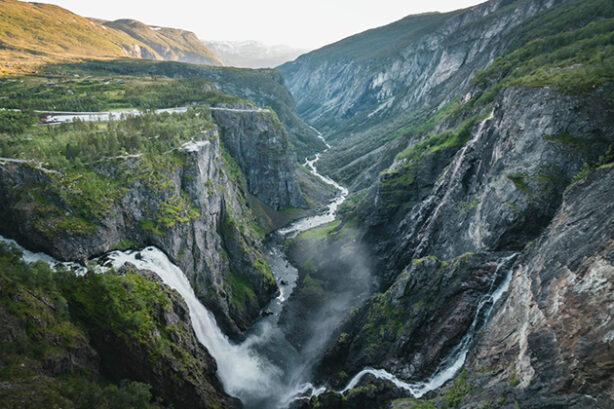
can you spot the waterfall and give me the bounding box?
[104,248,284,404]
[0,234,284,403]
[0,126,349,409]
[339,252,518,398]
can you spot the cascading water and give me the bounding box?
[97,134,351,408]
[0,120,348,408]
[103,248,287,404]
[339,252,518,398]
[0,235,88,275]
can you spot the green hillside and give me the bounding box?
[291,11,459,67]
[0,0,221,75]
[104,19,223,66]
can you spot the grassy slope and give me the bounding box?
[0,0,221,75]
[105,19,223,65]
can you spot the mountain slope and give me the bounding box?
[0,0,222,74]
[279,0,614,407]
[106,19,223,66]
[278,0,565,189]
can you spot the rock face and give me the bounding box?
[279,0,613,407]
[0,123,276,338]
[211,106,307,210]
[317,253,516,387]
[463,166,614,408]
[194,67,327,159]
[365,86,614,286]
[95,266,240,409]
[295,84,613,407]
[278,0,563,187]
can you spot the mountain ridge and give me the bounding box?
[0,0,222,74]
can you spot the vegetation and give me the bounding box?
[0,72,243,112]
[0,108,219,237]
[0,0,220,75]
[0,242,171,409]
[375,115,481,216]
[104,19,222,65]
[0,109,37,134]
[293,220,341,242]
[471,0,614,98]
[363,293,404,342]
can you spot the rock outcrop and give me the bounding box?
[211,105,306,210]
[365,86,614,286]
[462,166,614,408]
[279,0,563,188]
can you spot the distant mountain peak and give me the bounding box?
[203,40,308,68]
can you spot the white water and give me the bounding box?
[103,248,285,403]
[0,118,511,405]
[0,126,347,408]
[425,110,495,231]
[339,253,518,398]
[0,235,88,275]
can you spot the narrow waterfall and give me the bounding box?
[340,253,518,398]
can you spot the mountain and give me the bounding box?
[0,0,222,74]
[0,0,613,408]
[203,40,308,68]
[278,0,614,407]
[105,19,223,66]
[278,0,569,189]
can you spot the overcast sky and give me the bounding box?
[40,0,487,49]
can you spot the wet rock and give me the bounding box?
[463,166,614,408]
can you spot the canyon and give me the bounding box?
[0,0,613,408]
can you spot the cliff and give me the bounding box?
[0,107,306,338]
[280,0,614,407]
[279,0,565,189]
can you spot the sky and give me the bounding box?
[40,0,487,49]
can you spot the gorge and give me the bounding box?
[0,0,613,409]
